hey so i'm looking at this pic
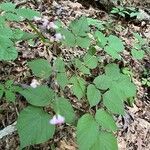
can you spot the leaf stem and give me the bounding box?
[27,20,46,43]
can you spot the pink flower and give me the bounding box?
[47,22,58,29]
[49,114,65,125]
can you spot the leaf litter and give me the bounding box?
[0,0,150,149]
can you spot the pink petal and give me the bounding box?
[47,22,58,29]
[49,114,65,125]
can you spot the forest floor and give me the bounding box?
[0,0,150,150]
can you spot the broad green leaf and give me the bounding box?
[75,59,90,75]
[20,86,55,106]
[87,47,96,55]
[90,131,118,150]
[87,84,101,107]
[54,58,65,72]
[87,18,105,30]
[104,35,124,59]
[0,2,16,12]
[77,114,99,150]
[107,35,124,52]
[70,76,86,99]
[28,59,52,79]
[56,72,68,89]
[0,27,12,38]
[95,109,117,131]
[17,106,55,149]
[95,31,107,47]
[52,97,75,124]
[94,74,111,90]
[103,89,124,115]
[5,90,16,102]
[104,63,121,78]
[0,36,18,60]
[0,16,5,26]
[12,29,37,41]
[3,12,22,22]
[104,45,121,59]
[16,8,40,20]
[76,36,91,48]
[60,28,76,47]
[131,49,145,60]
[69,16,89,36]
[83,54,98,69]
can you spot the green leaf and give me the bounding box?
[28,59,52,79]
[95,109,117,131]
[131,49,145,60]
[77,114,99,150]
[83,54,98,69]
[12,29,37,41]
[95,31,107,47]
[75,59,90,75]
[17,106,55,149]
[103,89,124,115]
[20,86,55,106]
[104,63,121,78]
[104,35,124,59]
[60,28,76,47]
[90,131,118,150]
[3,12,22,21]
[0,2,16,12]
[76,36,91,48]
[54,58,65,72]
[94,74,111,90]
[87,18,105,30]
[87,84,101,107]
[52,97,75,124]
[69,16,89,36]
[16,8,40,20]
[0,36,18,60]
[0,27,13,38]
[70,76,86,99]
[107,35,124,52]
[104,46,121,59]
[56,73,68,89]
[5,90,16,102]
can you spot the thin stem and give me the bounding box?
[27,20,46,43]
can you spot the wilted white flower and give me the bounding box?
[47,22,58,30]
[30,79,40,88]
[49,114,65,125]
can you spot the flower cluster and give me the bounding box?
[33,16,64,42]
